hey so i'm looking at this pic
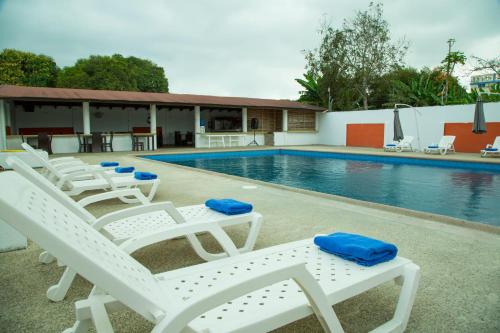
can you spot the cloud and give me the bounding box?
[1,0,499,99]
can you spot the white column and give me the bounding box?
[0,100,6,150]
[194,105,201,133]
[149,104,157,149]
[242,107,248,132]
[82,101,90,135]
[315,112,319,131]
[282,109,288,132]
[194,105,201,148]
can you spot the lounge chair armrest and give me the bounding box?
[57,164,95,174]
[50,156,78,164]
[56,168,107,187]
[54,160,88,170]
[77,188,150,208]
[91,201,185,230]
[155,261,341,333]
[119,219,240,257]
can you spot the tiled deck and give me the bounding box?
[1,145,499,332]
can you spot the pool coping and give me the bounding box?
[136,153,500,235]
[132,144,500,165]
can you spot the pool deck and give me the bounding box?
[1,145,499,332]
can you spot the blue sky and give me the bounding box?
[0,0,499,98]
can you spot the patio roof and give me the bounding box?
[0,85,325,112]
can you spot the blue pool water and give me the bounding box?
[143,150,500,226]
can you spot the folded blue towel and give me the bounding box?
[134,171,158,180]
[100,161,119,167]
[205,199,253,215]
[427,145,439,149]
[115,166,135,173]
[485,148,498,152]
[385,143,396,146]
[314,232,398,267]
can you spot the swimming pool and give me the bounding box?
[143,150,500,226]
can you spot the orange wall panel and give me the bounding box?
[444,122,500,153]
[346,123,385,148]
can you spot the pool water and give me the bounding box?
[144,150,500,226]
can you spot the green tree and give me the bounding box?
[440,38,466,105]
[0,49,58,87]
[295,73,322,105]
[57,54,168,92]
[303,2,408,110]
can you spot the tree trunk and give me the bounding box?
[363,95,368,110]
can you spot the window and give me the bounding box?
[247,109,283,132]
[287,110,316,131]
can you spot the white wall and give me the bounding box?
[318,102,500,150]
[274,132,319,146]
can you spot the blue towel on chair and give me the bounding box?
[134,172,158,180]
[205,199,253,215]
[385,143,396,146]
[314,232,398,267]
[115,166,135,173]
[427,145,439,149]
[100,161,119,167]
[485,148,498,152]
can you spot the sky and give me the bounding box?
[0,0,499,99]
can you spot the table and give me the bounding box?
[133,133,155,151]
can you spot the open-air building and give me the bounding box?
[0,85,323,153]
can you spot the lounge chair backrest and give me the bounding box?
[439,136,455,148]
[402,136,414,144]
[492,136,500,148]
[0,171,168,322]
[21,142,63,179]
[7,156,95,223]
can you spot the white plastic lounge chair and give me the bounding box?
[424,135,456,155]
[0,170,420,333]
[19,146,160,202]
[21,142,117,178]
[384,136,414,152]
[481,136,500,157]
[7,157,263,302]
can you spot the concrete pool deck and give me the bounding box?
[1,146,499,332]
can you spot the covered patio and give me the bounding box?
[0,85,323,153]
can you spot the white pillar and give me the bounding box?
[315,112,319,131]
[194,105,201,133]
[82,101,90,135]
[282,109,288,132]
[150,104,157,149]
[242,107,248,132]
[0,100,6,150]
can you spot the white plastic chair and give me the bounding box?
[20,144,160,202]
[7,156,263,302]
[385,136,414,152]
[21,142,117,179]
[0,170,421,333]
[424,135,456,155]
[481,136,500,157]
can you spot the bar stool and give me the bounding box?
[101,131,114,152]
[77,132,91,153]
[131,133,144,151]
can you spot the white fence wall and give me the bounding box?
[318,102,500,150]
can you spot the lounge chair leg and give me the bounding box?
[39,251,56,264]
[239,213,263,253]
[370,263,420,333]
[47,267,77,302]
